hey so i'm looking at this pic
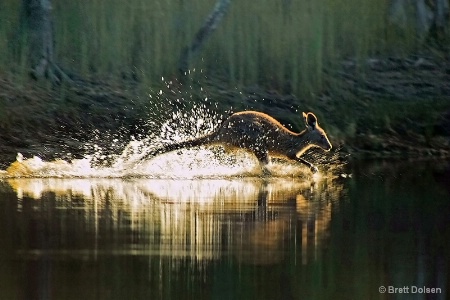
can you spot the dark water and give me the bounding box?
[0,160,449,300]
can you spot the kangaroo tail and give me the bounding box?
[143,133,215,160]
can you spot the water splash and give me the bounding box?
[2,147,316,179]
[0,113,335,179]
[0,78,337,179]
[0,99,300,178]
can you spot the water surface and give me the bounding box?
[0,160,448,300]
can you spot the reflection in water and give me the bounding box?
[0,173,342,299]
[1,160,449,299]
[5,174,341,267]
[1,173,343,299]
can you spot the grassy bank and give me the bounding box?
[0,51,449,169]
[0,0,420,96]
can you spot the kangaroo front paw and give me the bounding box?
[310,165,319,173]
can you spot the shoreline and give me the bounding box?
[1,54,449,168]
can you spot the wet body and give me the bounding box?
[147,111,332,173]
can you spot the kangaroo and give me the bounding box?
[146,111,332,173]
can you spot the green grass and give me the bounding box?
[0,0,426,96]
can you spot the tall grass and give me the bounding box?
[0,0,423,96]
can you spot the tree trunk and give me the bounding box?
[22,0,70,84]
[389,0,449,40]
[389,0,408,29]
[415,0,433,38]
[433,0,449,37]
[178,0,231,76]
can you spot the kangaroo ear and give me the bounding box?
[303,112,317,130]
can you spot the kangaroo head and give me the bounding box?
[302,112,332,151]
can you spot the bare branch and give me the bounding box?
[179,0,232,75]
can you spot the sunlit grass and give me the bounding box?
[0,0,424,95]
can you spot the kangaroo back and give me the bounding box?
[144,110,331,173]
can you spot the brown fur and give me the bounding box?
[147,111,332,173]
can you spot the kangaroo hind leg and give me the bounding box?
[253,149,272,176]
[254,149,270,165]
